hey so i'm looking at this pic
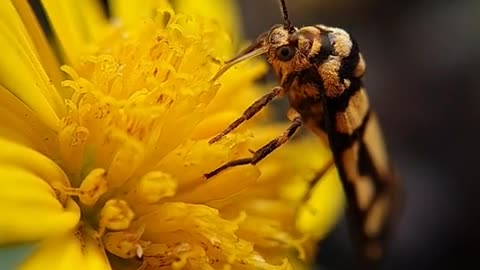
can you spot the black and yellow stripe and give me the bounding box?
[282,24,397,261]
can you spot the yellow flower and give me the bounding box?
[0,0,345,269]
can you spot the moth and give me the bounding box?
[204,0,398,263]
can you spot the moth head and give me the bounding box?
[210,0,310,81]
[214,29,312,80]
[264,25,316,77]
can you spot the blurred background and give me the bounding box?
[236,0,480,269]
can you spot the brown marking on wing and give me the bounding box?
[340,140,375,210]
[341,140,360,181]
[335,89,370,134]
[355,178,375,210]
[364,194,391,238]
[363,113,391,179]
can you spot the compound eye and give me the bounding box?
[276,45,296,61]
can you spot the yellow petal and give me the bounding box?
[0,144,78,244]
[176,0,241,37]
[109,0,171,26]
[40,0,107,64]
[0,138,71,199]
[0,1,65,130]
[239,215,305,258]
[78,0,109,43]
[190,111,240,140]
[11,0,64,90]
[206,64,267,115]
[19,232,111,270]
[0,165,80,243]
[0,85,57,153]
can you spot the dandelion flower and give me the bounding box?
[0,0,345,269]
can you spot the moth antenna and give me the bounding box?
[279,0,294,32]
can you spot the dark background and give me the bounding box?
[237,0,480,269]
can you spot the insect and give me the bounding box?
[204,0,398,264]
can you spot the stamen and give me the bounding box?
[58,123,89,173]
[132,171,178,204]
[103,225,149,259]
[63,168,108,205]
[107,137,144,188]
[98,199,135,236]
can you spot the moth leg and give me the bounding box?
[209,86,284,144]
[204,116,302,179]
[300,159,335,214]
[306,158,335,191]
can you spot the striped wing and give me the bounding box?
[316,25,398,261]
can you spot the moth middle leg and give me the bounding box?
[209,86,284,144]
[204,116,302,179]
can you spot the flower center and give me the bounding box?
[55,8,228,260]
